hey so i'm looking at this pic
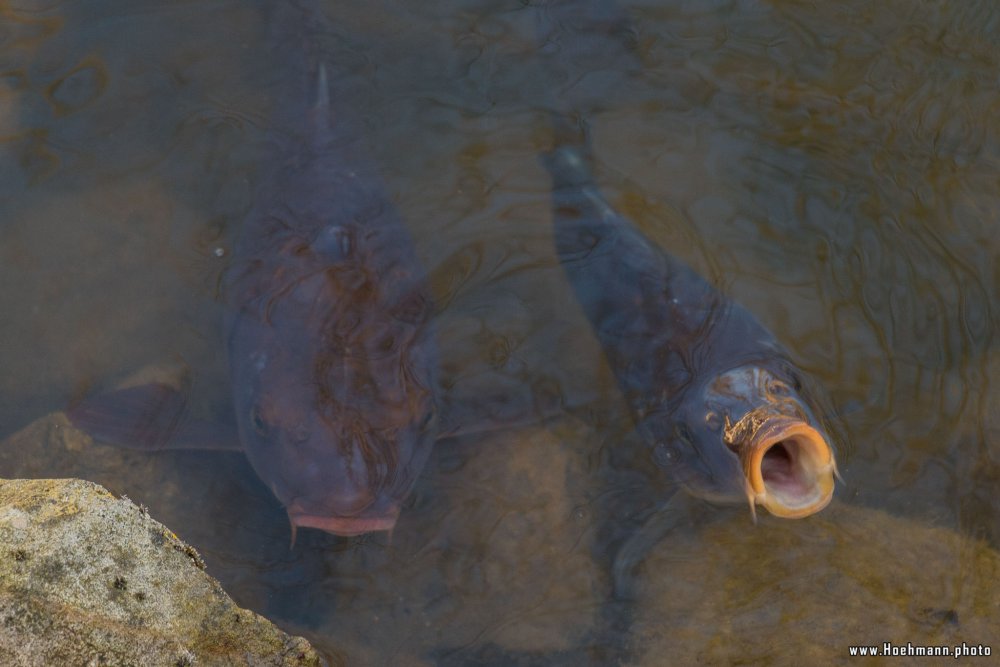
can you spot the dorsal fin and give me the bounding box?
[308,62,334,147]
[315,62,330,116]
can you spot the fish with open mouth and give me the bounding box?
[540,119,840,520]
[69,0,437,538]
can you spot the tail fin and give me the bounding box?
[535,0,639,67]
[535,0,643,113]
[264,0,340,146]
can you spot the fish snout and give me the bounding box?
[732,414,838,519]
[282,458,392,537]
[287,508,400,537]
[286,493,401,537]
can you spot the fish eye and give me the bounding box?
[790,373,803,392]
[250,406,269,437]
[704,411,722,431]
[653,442,678,466]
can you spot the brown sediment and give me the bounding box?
[727,414,838,519]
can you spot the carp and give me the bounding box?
[534,0,839,522]
[541,120,839,520]
[70,0,436,537]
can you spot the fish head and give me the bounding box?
[238,362,437,536]
[232,312,437,538]
[653,364,838,519]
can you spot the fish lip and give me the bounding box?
[741,415,837,519]
[288,510,400,537]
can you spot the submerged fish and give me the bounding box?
[70,1,437,537]
[541,120,839,519]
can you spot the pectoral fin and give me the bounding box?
[67,382,242,452]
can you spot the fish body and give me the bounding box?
[541,127,837,518]
[222,1,437,536]
[70,1,437,537]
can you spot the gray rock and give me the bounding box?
[0,477,322,667]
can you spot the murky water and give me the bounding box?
[1,0,997,664]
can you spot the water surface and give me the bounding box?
[1,0,996,664]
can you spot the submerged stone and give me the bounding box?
[630,501,1000,666]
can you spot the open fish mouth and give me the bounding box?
[288,509,399,537]
[740,417,838,519]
